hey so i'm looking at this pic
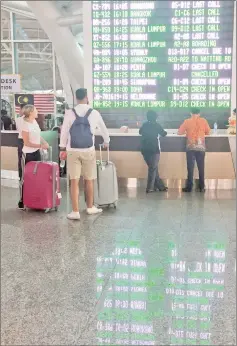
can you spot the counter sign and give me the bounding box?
[1,74,21,93]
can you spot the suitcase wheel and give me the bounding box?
[55,206,58,212]
[106,203,117,209]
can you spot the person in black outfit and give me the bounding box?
[52,122,66,176]
[139,111,168,193]
[1,109,12,130]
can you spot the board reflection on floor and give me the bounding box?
[96,237,226,345]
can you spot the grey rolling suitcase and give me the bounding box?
[94,145,118,208]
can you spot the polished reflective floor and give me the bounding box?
[1,180,236,345]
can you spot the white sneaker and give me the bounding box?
[87,206,103,215]
[67,211,80,220]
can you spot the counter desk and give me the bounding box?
[1,130,59,180]
[1,129,236,189]
[94,129,236,189]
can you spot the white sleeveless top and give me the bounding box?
[22,120,41,154]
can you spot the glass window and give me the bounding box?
[13,13,49,40]
[1,43,12,73]
[15,42,53,91]
[1,10,11,40]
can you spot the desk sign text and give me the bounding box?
[1,74,21,93]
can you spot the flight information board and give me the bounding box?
[91,1,235,128]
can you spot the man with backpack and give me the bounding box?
[60,88,110,220]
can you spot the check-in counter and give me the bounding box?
[1,129,236,189]
[1,130,59,179]
[95,129,236,189]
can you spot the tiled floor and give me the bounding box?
[1,179,236,345]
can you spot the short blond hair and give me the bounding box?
[22,104,35,119]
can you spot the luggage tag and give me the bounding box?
[57,192,62,199]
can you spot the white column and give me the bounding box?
[83,1,93,102]
[52,48,57,115]
[56,56,74,107]
[27,0,84,104]
[231,2,236,111]
[10,11,15,73]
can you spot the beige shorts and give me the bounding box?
[67,150,97,180]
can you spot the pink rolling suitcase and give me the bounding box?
[23,150,61,213]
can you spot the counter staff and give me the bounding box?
[1,109,12,130]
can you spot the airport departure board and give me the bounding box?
[91,1,235,128]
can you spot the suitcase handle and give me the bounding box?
[48,146,52,162]
[99,144,109,164]
[41,146,52,162]
[34,146,53,174]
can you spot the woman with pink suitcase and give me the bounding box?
[18,105,51,210]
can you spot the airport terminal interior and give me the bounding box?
[1,1,236,345]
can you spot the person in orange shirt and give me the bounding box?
[178,108,211,192]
